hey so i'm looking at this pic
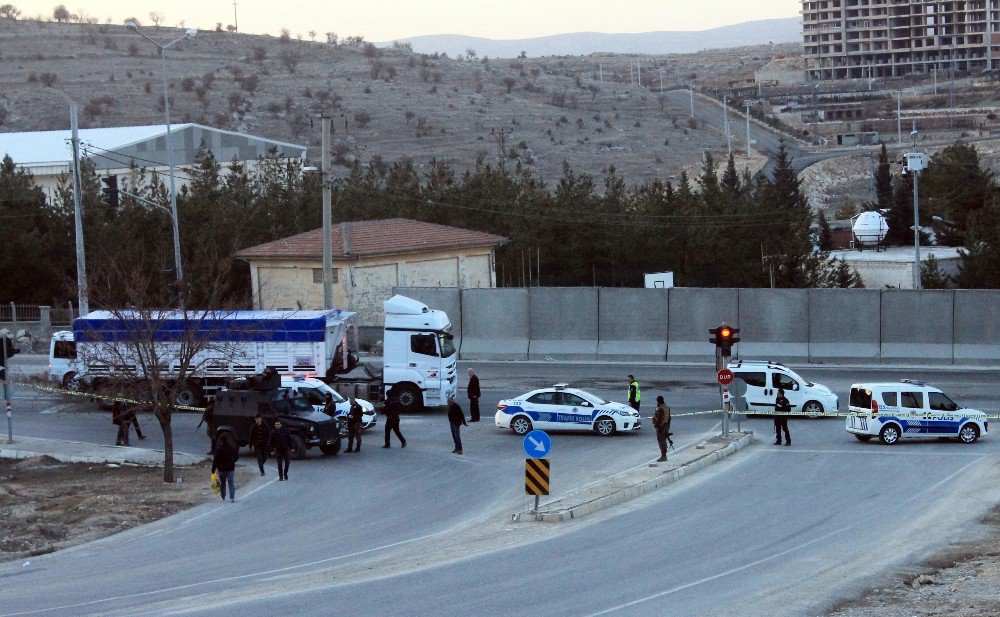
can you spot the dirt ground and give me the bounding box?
[829,504,1000,616]
[0,457,249,563]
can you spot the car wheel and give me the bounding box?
[320,439,341,456]
[958,423,980,444]
[594,416,616,437]
[291,434,308,460]
[391,385,423,414]
[174,381,203,408]
[854,434,873,442]
[803,400,824,415]
[511,416,532,436]
[879,424,901,445]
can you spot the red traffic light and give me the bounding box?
[720,327,732,339]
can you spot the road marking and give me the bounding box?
[759,448,987,457]
[585,453,992,616]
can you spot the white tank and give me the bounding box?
[852,211,888,246]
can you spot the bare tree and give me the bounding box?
[0,4,21,20]
[278,48,302,73]
[308,29,316,41]
[325,32,337,45]
[148,11,163,28]
[354,110,372,128]
[52,4,70,22]
[502,76,516,94]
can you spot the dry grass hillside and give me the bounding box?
[0,18,789,185]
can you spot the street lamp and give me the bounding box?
[126,21,196,302]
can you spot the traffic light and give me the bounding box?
[100,175,119,208]
[0,334,18,381]
[709,323,741,357]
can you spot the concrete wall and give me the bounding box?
[461,288,529,360]
[880,290,954,363]
[667,288,740,362]
[528,288,599,360]
[808,289,881,362]
[738,289,809,362]
[598,288,669,361]
[954,290,1000,364]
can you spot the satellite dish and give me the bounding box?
[852,211,889,248]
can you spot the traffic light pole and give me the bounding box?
[3,337,11,444]
[715,348,729,438]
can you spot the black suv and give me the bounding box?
[212,384,342,459]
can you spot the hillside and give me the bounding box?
[383,17,802,58]
[0,19,796,186]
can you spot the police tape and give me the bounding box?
[669,409,1000,420]
[20,382,208,412]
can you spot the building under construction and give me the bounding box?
[803,0,1000,80]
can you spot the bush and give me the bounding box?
[39,72,57,87]
[127,41,139,56]
[180,77,196,92]
[354,110,372,128]
[239,74,259,93]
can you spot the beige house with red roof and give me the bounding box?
[236,218,507,325]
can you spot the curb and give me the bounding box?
[0,442,208,468]
[511,432,755,523]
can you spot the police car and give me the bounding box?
[847,380,988,445]
[280,375,377,430]
[495,384,641,437]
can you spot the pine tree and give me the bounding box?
[920,254,952,289]
[721,153,741,198]
[817,209,833,251]
[874,142,893,211]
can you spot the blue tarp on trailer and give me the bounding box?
[73,310,356,343]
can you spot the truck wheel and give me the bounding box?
[391,385,423,414]
[174,381,203,408]
[291,434,308,460]
[320,439,341,456]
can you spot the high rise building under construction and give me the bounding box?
[803,0,1000,80]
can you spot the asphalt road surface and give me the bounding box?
[1,362,999,616]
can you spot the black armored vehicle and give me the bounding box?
[212,374,342,459]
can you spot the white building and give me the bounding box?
[829,246,962,289]
[0,124,307,200]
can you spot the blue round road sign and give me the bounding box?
[523,430,551,458]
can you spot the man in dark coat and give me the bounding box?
[211,433,239,502]
[774,388,792,447]
[652,395,672,462]
[270,420,294,481]
[467,369,481,422]
[322,393,337,417]
[248,414,271,476]
[345,397,363,453]
[383,392,407,448]
[447,396,468,455]
[112,401,130,446]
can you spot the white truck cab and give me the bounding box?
[847,380,988,444]
[382,295,458,413]
[728,360,838,415]
[48,331,78,388]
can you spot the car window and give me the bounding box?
[559,393,590,407]
[928,392,959,412]
[901,391,924,409]
[881,391,898,407]
[297,386,327,406]
[527,392,557,405]
[410,334,438,357]
[734,372,766,388]
[772,372,799,391]
[53,340,77,359]
[850,388,872,408]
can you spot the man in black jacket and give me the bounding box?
[383,392,407,448]
[345,397,363,453]
[248,414,271,476]
[467,369,481,422]
[112,401,130,446]
[270,420,294,481]
[774,388,792,447]
[447,396,468,455]
[211,434,239,502]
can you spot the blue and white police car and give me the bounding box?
[495,384,641,437]
[847,380,988,445]
[281,375,377,430]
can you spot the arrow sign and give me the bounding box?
[523,430,551,458]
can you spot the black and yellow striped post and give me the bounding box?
[525,458,550,512]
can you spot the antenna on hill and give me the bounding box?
[232,0,238,33]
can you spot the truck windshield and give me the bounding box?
[438,333,456,358]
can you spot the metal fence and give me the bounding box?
[0,303,43,322]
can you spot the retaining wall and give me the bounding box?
[528,288,599,360]
[597,288,669,361]
[667,288,740,362]
[460,288,529,360]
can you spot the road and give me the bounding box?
[1,362,999,616]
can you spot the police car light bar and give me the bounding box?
[900,379,927,386]
[553,383,569,390]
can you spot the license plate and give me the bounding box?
[851,417,868,431]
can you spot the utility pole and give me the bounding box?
[636,59,641,87]
[689,85,695,117]
[630,63,634,86]
[69,103,88,315]
[658,67,664,93]
[933,65,937,95]
[744,100,752,158]
[321,116,333,309]
[3,337,10,444]
[232,0,238,32]
[896,92,903,146]
[598,63,603,83]
[906,152,928,289]
[723,96,731,157]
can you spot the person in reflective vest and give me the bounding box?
[627,375,641,412]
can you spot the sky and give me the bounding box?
[14,0,800,41]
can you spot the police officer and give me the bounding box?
[248,413,271,476]
[270,420,293,481]
[345,396,363,453]
[774,388,792,446]
[383,392,407,448]
[627,375,641,412]
[652,395,672,462]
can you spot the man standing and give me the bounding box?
[248,414,271,476]
[627,375,641,413]
[112,401,130,446]
[652,395,672,462]
[383,392,407,448]
[467,368,481,422]
[270,420,293,481]
[211,434,239,502]
[774,388,792,447]
[345,396,363,453]
[447,396,467,455]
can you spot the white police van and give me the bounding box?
[728,360,838,414]
[495,384,641,437]
[281,375,377,430]
[847,380,988,445]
